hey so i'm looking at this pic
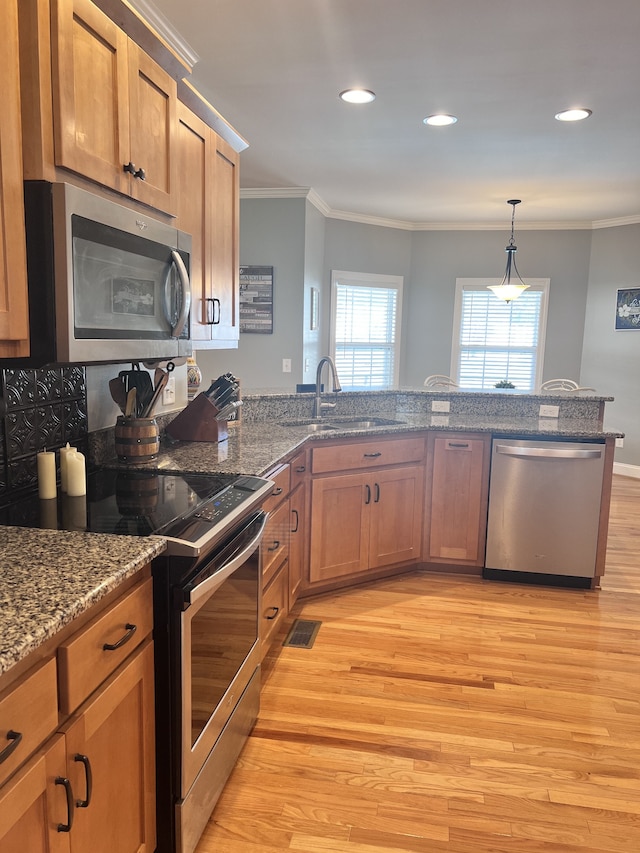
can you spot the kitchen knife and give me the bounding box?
[215,400,243,420]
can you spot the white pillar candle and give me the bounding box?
[59,442,73,492]
[66,449,86,497]
[37,451,57,500]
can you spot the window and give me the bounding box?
[451,278,549,391]
[330,270,403,390]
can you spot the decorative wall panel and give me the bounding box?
[0,366,87,499]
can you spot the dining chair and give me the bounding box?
[424,374,459,388]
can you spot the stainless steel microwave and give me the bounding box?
[22,181,192,365]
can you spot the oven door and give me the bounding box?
[177,510,267,797]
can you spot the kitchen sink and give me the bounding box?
[280,416,406,431]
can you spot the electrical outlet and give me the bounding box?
[432,400,450,413]
[282,358,292,373]
[539,404,559,418]
[616,437,624,448]
[304,358,310,373]
[162,375,175,406]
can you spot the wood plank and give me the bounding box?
[195,474,640,853]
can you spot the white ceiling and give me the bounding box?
[144,0,640,228]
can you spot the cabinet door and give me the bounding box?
[0,734,70,853]
[0,0,30,357]
[176,103,213,342]
[63,640,156,853]
[51,0,130,194]
[309,473,370,582]
[127,43,177,213]
[426,434,490,564]
[369,465,424,569]
[289,482,307,607]
[209,135,240,346]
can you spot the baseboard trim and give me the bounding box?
[613,462,640,479]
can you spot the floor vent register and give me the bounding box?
[283,619,322,649]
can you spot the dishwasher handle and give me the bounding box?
[494,444,603,460]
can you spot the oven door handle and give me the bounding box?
[184,512,269,608]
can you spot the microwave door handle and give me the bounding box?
[169,250,191,338]
[184,512,269,607]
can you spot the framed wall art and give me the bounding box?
[239,266,274,333]
[615,287,640,330]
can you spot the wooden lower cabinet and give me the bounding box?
[61,640,156,853]
[288,481,306,608]
[309,463,424,585]
[0,735,70,853]
[0,573,156,853]
[424,432,491,565]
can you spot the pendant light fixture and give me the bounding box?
[487,199,530,303]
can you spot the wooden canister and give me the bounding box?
[114,417,160,462]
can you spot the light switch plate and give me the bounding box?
[432,400,450,413]
[539,404,559,418]
[616,437,624,448]
[162,376,175,406]
[282,358,292,373]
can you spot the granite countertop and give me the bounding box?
[148,411,620,477]
[0,528,166,676]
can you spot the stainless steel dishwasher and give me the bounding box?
[484,437,606,584]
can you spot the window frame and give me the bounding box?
[450,277,550,391]
[330,270,403,391]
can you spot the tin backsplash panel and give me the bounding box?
[0,366,88,499]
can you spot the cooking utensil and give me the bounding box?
[119,364,154,417]
[125,387,137,418]
[142,371,169,418]
[109,377,128,414]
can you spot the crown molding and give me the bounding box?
[591,214,640,229]
[240,187,639,231]
[125,0,200,71]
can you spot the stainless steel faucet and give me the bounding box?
[312,356,342,418]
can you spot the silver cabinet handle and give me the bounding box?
[169,250,191,338]
[495,444,603,460]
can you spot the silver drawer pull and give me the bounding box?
[363,452,382,458]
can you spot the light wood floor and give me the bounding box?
[196,474,640,852]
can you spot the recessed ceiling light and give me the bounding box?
[339,89,376,104]
[555,108,592,122]
[423,114,458,126]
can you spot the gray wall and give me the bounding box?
[405,229,592,388]
[188,196,637,466]
[581,223,640,465]
[195,197,307,391]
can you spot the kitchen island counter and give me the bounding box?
[144,410,621,478]
[0,527,165,676]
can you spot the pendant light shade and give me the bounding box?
[487,199,530,303]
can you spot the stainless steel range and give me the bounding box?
[1,467,274,853]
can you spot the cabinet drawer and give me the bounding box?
[289,450,309,489]
[0,658,58,788]
[262,464,290,513]
[262,499,290,588]
[261,565,288,654]
[57,577,153,715]
[312,436,426,474]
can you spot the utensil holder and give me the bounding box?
[115,417,160,462]
[166,394,229,442]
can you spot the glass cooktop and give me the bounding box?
[0,469,239,537]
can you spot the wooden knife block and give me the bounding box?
[166,394,229,442]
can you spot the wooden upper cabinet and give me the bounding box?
[50,0,176,214]
[127,43,177,211]
[210,136,240,347]
[175,102,240,348]
[0,0,30,358]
